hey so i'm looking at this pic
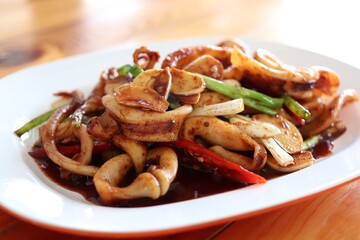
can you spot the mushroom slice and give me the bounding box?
[103,94,192,142]
[132,67,172,99]
[253,114,303,154]
[184,54,224,79]
[113,84,169,112]
[267,151,314,172]
[170,68,206,95]
[93,154,161,205]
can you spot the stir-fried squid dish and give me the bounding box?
[15,39,358,207]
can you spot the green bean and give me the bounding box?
[117,64,143,77]
[201,75,280,115]
[14,108,57,137]
[202,75,283,108]
[283,95,311,120]
[302,135,321,150]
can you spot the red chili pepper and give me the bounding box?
[284,105,306,126]
[28,141,116,158]
[170,139,266,184]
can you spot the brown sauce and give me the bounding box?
[33,156,246,207]
[32,138,334,208]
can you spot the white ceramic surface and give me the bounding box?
[1,38,359,237]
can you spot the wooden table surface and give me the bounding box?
[1,0,360,239]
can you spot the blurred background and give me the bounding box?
[1,1,359,239]
[1,0,359,77]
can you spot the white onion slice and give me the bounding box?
[230,115,281,138]
[188,99,244,118]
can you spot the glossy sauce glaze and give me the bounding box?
[32,139,333,207]
[34,155,245,207]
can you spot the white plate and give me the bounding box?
[1,38,360,237]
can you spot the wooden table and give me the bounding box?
[1,0,359,239]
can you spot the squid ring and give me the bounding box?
[93,147,178,204]
[41,91,99,176]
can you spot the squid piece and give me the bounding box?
[112,134,147,174]
[93,147,178,204]
[216,39,252,80]
[252,114,303,154]
[183,54,224,79]
[102,94,192,142]
[181,116,259,151]
[132,67,172,99]
[231,47,324,100]
[230,114,304,167]
[146,147,178,196]
[113,84,169,112]
[161,45,231,70]
[133,46,160,70]
[93,154,160,204]
[193,92,231,109]
[132,67,205,105]
[216,39,251,55]
[72,124,94,165]
[86,110,119,141]
[209,144,267,171]
[267,151,314,172]
[181,116,266,170]
[300,89,359,138]
[169,68,206,95]
[41,91,99,176]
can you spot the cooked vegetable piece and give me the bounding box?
[171,139,266,184]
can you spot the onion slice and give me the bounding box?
[188,99,244,118]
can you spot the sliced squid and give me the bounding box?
[181,116,267,170]
[253,114,303,154]
[209,144,267,171]
[132,67,172,99]
[300,89,359,138]
[161,45,231,70]
[181,116,259,151]
[93,154,160,204]
[112,134,147,174]
[146,147,178,196]
[231,47,318,99]
[183,54,224,79]
[103,94,192,142]
[193,92,231,109]
[86,111,119,141]
[113,84,169,112]
[132,46,160,70]
[169,68,206,95]
[267,151,314,172]
[41,91,99,176]
[93,147,178,204]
